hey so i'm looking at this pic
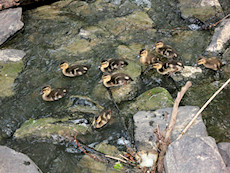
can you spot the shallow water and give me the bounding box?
[0,0,229,172]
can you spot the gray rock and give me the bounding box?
[134,106,208,151]
[179,0,223,23]
[206,19,230,53]
[0,49,26,62]
[164,136,228,173]
[0,145,42,173]
[0,8,24,46]
[134,0,151,9]
[218,142,230,167]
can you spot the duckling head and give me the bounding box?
[139,49,148,58]
[152,61,163,69]
[155,41,164,48]
[197,57,207,65]
[100,60,110,69]
[41,86,52,95]
[102,74,112,83]
[59,62,69,70]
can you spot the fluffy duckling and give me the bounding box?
[59,62,90,77]
[102,73,133,88]
[41,86,66,101]
[92,109,112,129]
[100,59,128,73]
[197,56,222,71]
[155,41,178,59]
[139,49,158,65]
[152,60,184,75]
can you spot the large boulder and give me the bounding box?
[164,136,228,173]
[206,19,230,53]
[218,142,230,168]
[0,8,24,45]
[0,145,42,173]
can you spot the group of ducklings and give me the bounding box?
[139,41,222,75]
[41,41,222,129]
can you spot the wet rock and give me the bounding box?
[178,0,224,23]
[164,136,228,173]
[77,142,124,173]
[128,87,174,114]
[222,48,230,77]
[134,106,207,152]
[218,142,230,167]
[0,49,25,62]
[14,117,89,142]
[134,0,152,9]
[0,145,42,173]
[0,8,24,45]
[206,19,230,53]
[67,95,104,114]
[105,0,122,6]
[171,66,202,81]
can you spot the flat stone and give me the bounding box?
[0,8,24,45]
[218,142,230,167]
[206,19,230,53]
[0,145,42,173]
[164,136,228,173]
[179,0,223,23]
[0,49,26,62]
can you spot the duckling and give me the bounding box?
[102,73,133,88]
[92,109,112,129]
[59,62,90,77]
[139,49,158,65]
[100,59,128,73]
[197,56,222,71]
[152,60,184,75]
[41,86,66,101]
[155,41,178,59]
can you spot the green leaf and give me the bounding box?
[114,162,123,170]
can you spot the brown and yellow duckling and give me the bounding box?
[155,41,178,59]
[92,109,112,129]
[197,56,222,71]
[102,73,133,88]
[139,49,158,65]
[100,59,128,73]
[59,62,90,77]
[152,60,184,75]
[41,86,66,101]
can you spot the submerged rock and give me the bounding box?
[171,66,202,81]
[206,19,230,53]
[14,117,89,142]
[0,8,24,45]
[0,49,26,62]
[178,0,223,23]
[164,136,228,173]
[0,145,42,173]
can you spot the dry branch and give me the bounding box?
[157,81,192,173]
[177,78,230,140]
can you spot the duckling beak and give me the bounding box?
[98,65,101,69]
[39,91,43,95]
[98,79,102,84]
[152,46,156,49]
[137,55,140,59]
[58,67,61,71]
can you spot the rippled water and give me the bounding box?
[0,0,229,172]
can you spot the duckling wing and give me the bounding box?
[112,73,133,85]
[109,59,128,70]
[50,88,66,100]
[67,65,90,76]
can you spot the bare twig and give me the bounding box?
[157,81,192,173]
[177,78,230,140]
[105,155,127,163]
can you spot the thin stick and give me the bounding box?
[157,81,192,173]
[105,155,127,163]
[211,14,230,27]
[177,78,230,140]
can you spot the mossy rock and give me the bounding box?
[0,61,23,97]
[127,87,174,114]
[14,117,89,141]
